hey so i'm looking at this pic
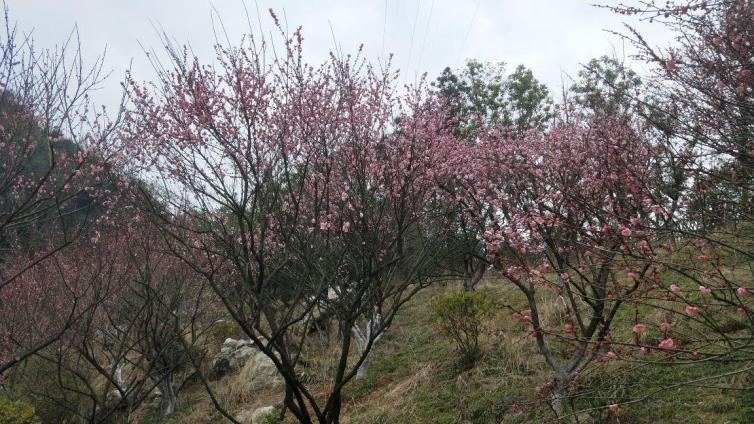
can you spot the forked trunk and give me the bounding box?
[463,260,486,291]
[356,351,372,380]
[160,380,177,416]
[352,307,384,380]
[550,374,572,418]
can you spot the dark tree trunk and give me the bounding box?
[463,259,486,291]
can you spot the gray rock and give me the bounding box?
[236,405,276,424]
[235,409,254,424]
[251,405,277,423]
[244,351,283,391]
[212,338,255,376]
[105,388,122,405]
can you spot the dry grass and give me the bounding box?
[537,294,571,329]
[490,332,539,376]
[123,275,754,423]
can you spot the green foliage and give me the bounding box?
[430,290,495,368]
[505,65,553,132]
[688,161,750,231]
[206,319,244,342]
[435,60,506,129]
[569,55,642,116]
[0,398,40,424]
[4,354,94,424]
[258,412,293,424]
[434,60,552,136]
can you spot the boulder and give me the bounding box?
[104,388,122,406]
[236,405,276,424]
[243,351,284,391]
[148,387,163,401]
[212,338,255,376]
[306,305,334,335]
[251,405,277,423]
[235,409,254,424]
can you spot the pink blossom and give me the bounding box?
[699,286,712,294]
[685,305,700,316]
[608,403,620,412]
[736,83,746,96]
[657,338,675,350]
[737,287,749,297]
[669,284,682,293]
[639,240,649,251]
[633,323,646,334]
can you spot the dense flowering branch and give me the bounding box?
[122,15,458,423]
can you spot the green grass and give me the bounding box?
[20,273,749,423]
[341,280,754,423]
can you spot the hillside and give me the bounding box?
[3,1,754,423]
[137,278,752,424]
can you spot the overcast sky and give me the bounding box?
[8,0,673,110]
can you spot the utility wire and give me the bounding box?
[381,0,388,61]
[405,0,422,72]
[457,0,482,66]
[415,0,435,77]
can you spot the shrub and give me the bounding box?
[430,290,495,369]
[0,398,40,424]
[206,319,244,342]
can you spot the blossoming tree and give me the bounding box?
[123,16,457,423]
[0,13,122,376]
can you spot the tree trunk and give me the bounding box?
[352,306,384,381]
[114,362,124,388]
[323,390,342,424]
[160,380,177,416]
[355,351,372,380]
[550,374,571,418]
[463,260,486,291]
[283,382,314,424]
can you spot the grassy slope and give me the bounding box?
[146,277,754,423]
[340,280,754,424]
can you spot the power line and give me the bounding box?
[457,0,482,66]
[416,0,435,77]
[405,0,422,72]
[381,0,388,61]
